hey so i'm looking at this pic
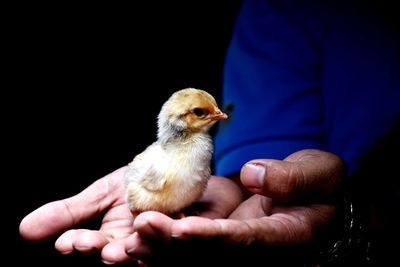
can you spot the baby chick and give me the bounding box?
[124,88,228,216]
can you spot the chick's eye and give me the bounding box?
[192,108,205,117]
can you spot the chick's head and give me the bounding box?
[157,88,227,139]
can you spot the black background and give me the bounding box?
[8,1,242,266]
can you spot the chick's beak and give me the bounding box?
[211,109,228,121]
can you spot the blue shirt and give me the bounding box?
[214,0,400,177]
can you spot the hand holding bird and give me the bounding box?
[18,100,342,266]
[124,88,228,216]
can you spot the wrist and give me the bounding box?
[315,192,373,266]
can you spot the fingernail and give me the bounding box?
[73,246,95,252]
[126,246,136,255]
[60,250,73,255]
[171,233,189,240]
[102,260,115,265]
[241,163,265,188]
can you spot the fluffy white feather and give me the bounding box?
[124,88,227,215]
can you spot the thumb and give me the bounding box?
[240,149,344,201]
[19,167,126,241]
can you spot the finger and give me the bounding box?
[101,239,138,265]
[55,229,108,254]
[172,205,334,245]
[240,149,344,201]
[170,216,259,243]
[133,211,175,242]
[228,194,272,219]
[196,176,244,219]
[19,167,127,241]
[125,232,153,261]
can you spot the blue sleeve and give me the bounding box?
[214,0,400,177]
[214,0,325,176]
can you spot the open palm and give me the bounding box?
[19,167,243,264]
[125,150,343,266]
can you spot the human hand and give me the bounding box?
[126,149,344,266]
[19,167,243,265]
[19,167,137,264]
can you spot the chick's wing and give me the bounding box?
[125,142,169,192]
